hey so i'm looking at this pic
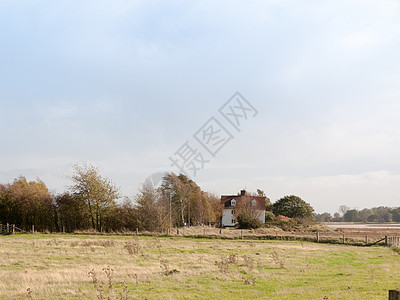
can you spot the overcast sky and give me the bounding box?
[1,0,400,214]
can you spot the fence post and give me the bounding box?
[12,225,15,234]
[241,230,243,239]
[219,229,222,234]
[316,232,320,242]
[389,289,400,300]
[385,236,388,246]
[6,223,9,234]
[32,225,34,233]
[365,235,368,245]
[342,234,345,244]
[136,227,138,235]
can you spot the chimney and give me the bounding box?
[240,190,246,196]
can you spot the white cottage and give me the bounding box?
[221,190,266,227]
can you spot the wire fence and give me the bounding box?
[2,224,400,248]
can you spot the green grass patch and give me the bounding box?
[0,234,399,299]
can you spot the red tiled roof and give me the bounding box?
[220,192,266,210]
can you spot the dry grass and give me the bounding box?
[0,233,400,299]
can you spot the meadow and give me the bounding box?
[1,232,400,299]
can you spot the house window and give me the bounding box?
[231,210,235,215]
[251,199,257,207]
[231,199,236,207]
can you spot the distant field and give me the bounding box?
[1,233,400,299]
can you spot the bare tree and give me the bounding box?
[339,205,350,217]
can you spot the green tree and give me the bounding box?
[69,164,120,231]
[272,195,314,220]
[332,212,342,222]
[315,212,332,222]
[358,208,373,222]
[392,208,400,222]
[372,206,391,222]
[343,209,358,222]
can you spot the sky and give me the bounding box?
[1,0,400,214]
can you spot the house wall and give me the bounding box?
[258,210,265,223]
[222,209,266,227]
[222,209,236,227]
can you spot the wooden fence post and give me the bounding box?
[385,236,388,246]
[136,227,138,235]
[12,225,15,234]
[32,225,34,233]
[342,234,345,244]
[219,229,222,234]
[316,232,320,242]
[6,223,9,234]
[389,289,400,300]
[365,235,368,245]
[241,230,243,239]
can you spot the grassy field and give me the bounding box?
[0,233,400,299]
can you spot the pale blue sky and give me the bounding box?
[1,0,400,214]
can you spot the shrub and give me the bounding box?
[237,212,263,229]
[276,215,290,222]
[265,211,275,222]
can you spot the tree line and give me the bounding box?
[0,163,320,232]
[0,164,221,232]
[315,205,400,223]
